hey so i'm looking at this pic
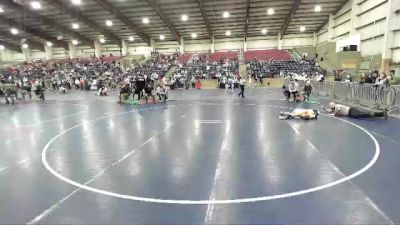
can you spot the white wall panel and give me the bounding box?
[282,36,314,48]
[393,31,400,48]
[360,37,385,56]
[358,20,387,40]
[335,22,351,37]
[185,39,211,53]
[247,37,277,50]
[317,31,329,44]
[30,51,46,60]
[393,49,400,63]
[335,11,352,26]
[215,38,243,51]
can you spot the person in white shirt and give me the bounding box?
[238,76,246,98]
[288,79,300,102]
[279,109,319,120]
[156,85,168,102]
[228,76,234,93]
[248,73,252,88]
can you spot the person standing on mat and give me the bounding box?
[238,76,245,98]
[327,102,388,119]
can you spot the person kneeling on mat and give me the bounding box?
[327,102,388,119]
[279,108,319,120]
[156,85,168,102]
[119,84,130,103]
[97,86,109,96]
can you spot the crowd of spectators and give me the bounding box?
[333,69,395,87]
[0,52,178,104]
[247,58,325,79]
[173,54,239,89]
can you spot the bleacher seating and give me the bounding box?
[177,53,192,64]
[175,53,238,80]
[209,51,238,62]
[245,49,325,78]
[244,50,291,61]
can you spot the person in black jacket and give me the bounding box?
[303,81,312,101]
[134,76,145,100]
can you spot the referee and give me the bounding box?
[238,76,246,98]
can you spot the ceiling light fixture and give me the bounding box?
[267,8,274,15]
[22,43,29,49]
[105,20,113,27]
[30,1,41,10]
[99,37,105,43]
[71,0,81,5]
[46,41,53,47]
[262,28,268,34]
[226,30,231,36]
[0,45,4,50]
[315,5,321,12]
[300,26,306,32]
[72,23,79,29]
[159,35,165,40]
[181,14,188,21]
[191,33,197,38]
[10,28,18,35]
[72,40,78,45]
[128,36,134,42]
[56,35,63,40]
[142,18,149,24]
[223,11,230,18]
[0,6,4,13]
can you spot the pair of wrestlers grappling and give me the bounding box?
[279,102,388,120]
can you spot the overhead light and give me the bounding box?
[223,11,230,18]
[128,36,134,42]
[46,41,53,47]
[22,43,29,49]
[71,0,81,5]
[225,30,231,36]
[30,1,41,10]
[10,28,18,35]
[191,33,197,38]
[261,28,268,34]
[267,8,274,15]
[56,35,63,40]
[72,40,78,45]
[99,37,105,43]
[142,18,149,24]
[300,26,306,32]
[315,5,321,12]
[0,45,4,50]
[105,20,113,27]
[181,14,188,21]
[72,23,79,29]
[159,35,165,40]
[0,6,3,13]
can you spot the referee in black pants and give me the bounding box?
[238,76,246,98]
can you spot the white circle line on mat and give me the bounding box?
[0,103,89,131]
[41,103,380,204]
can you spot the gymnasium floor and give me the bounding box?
[1,88,400,225]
